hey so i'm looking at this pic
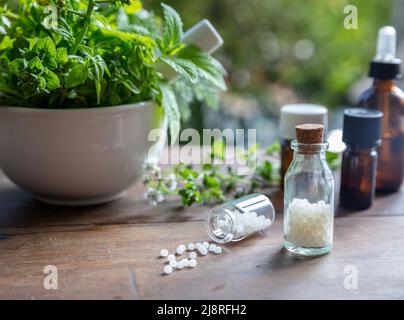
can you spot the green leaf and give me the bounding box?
[9,58,27,75]
[35,36,57,58]
[120,79,140,94]
[203,175,220,189]
[27,56,44,73]
[161,3,183,53]
[95,80,101,104]
[65,64,88,88]
[178,46,227,90]
[44,69,60,90]
[56,47,68,65]
[160,57,199,83]
[160,83,181,143]
[266,141,281,155]
[100,28,156,49]
[257,161,273,182]
[0,36,14,51]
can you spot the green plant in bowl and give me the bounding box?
[0,0,226,138]
[0,0,226,205]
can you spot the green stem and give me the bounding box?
[70,0,95,55]
[68,9,87,18]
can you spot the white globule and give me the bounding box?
[285,198,333,248]
[160,249,169,257]
[195,242,202,249]
[189,252,197,259]
[176,245,186,255]
[232,211,273,239]
[189,259,197,268]
[209,244,216,252]
[214,246,223,254]
[181,259,189,267]
[187,243,195,251]
[167,254,176,261]
[163,265,173,274]
[202,242,210,249]
[199,247,208,255]
[177,261,185,269]
[169,259,178,268]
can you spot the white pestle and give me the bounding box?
[156,19,224,81]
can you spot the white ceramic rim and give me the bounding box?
[0,100,155,114]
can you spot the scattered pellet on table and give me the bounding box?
[176,245,186,255]
[209,243,216,252]
[163,265,173,274]
[195,242,202,249]
[214,246,223,254]
[160,249,169,257]
[167,254,176,261]
[199,247,208,256]
[188,259,197,268]
[187,243,195,251]
[202,241,210,249]
[177,260,185,269]
[169,259,178,268]
[181,259,189,267]
[189,252,197,259]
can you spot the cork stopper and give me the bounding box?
[296,124,324,144]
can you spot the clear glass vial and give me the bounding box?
[284,124,335,257]
[206,194,275,243]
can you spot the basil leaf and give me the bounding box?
[56,47,68,65]
[65,64,88,88]
[44,69,60,90]
[9,58,27,75]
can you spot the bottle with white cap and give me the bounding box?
[279,104,328,185]
[357,26,404,193]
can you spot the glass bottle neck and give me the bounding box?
[373,79,395,90]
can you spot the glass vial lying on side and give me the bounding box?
[284,124,335,257]
[340,108,383,210]
[206,194,275,243]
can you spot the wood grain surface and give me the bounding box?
[0,153,403,300]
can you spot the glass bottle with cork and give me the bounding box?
[283,124,334,257]
[357,26,404,193]
[279,104,328,186]
[339,109,383,211]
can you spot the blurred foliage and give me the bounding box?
[147,0,392,108]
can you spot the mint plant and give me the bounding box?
[0,0,226,138]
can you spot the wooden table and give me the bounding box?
[0,151,403,300]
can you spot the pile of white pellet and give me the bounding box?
[285,198,333,248]
[232,211,273,238]
[160,241,223,275]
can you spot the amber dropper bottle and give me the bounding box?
[279,104,328,186]
[340,109,383,210]
[357,26,404,193]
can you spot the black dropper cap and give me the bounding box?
[369,60,401,80]
[342,108,383,148]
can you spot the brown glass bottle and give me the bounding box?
[339,108,383,210]
[340,148,378,210]
[357,80,404,193]
[280,138,293,187]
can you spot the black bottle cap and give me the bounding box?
[342,108,383,148]
[369,59,401,80]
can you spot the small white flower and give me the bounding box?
[144,188,164,206]
[165,173,178,192]
[143,158,161,179]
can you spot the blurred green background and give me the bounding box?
[147,0,398,144]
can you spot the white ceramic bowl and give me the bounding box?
[0,102,166,206]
